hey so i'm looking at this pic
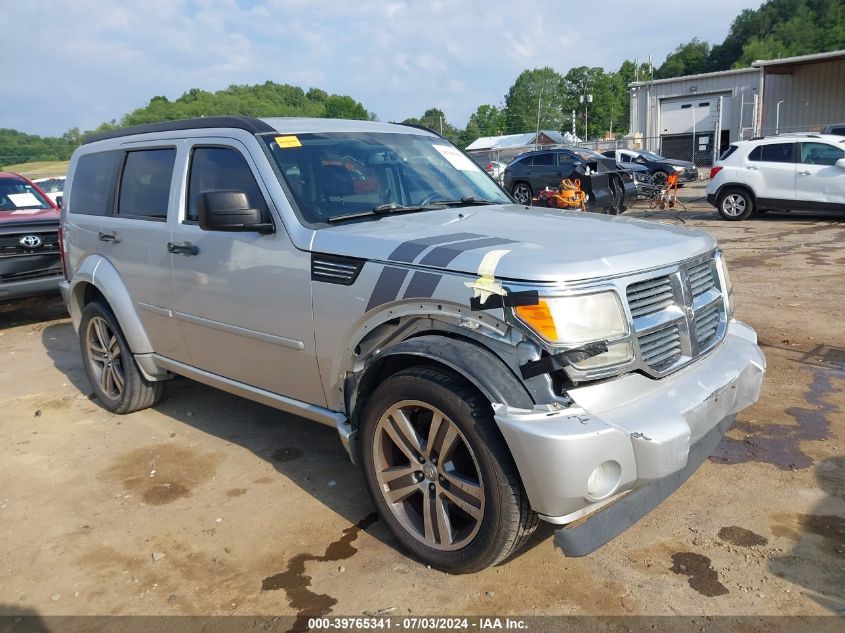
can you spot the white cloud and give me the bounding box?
[2,0,762,135]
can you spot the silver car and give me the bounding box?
[60,117,765,573]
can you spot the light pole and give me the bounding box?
[775,100,784,134]
[690,105,696,166]
[536,85,543,147]
[579,92,593,140]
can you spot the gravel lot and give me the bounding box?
[1,185,843,622]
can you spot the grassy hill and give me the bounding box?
[2,160,68,178]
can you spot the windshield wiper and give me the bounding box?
[424,196,499,207]
[327,203,445,223]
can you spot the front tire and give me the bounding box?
[717,187,754,221]
[511,182,533,206]
[79,301,163,414]
[361,366,537,573]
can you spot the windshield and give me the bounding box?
[0,178,52,210]
[262,132,509,223]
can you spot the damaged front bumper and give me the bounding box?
[493,320,765,554]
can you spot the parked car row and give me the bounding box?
[33,176,66,207]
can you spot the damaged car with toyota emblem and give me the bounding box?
[60,116,765,573]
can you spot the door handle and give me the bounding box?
[167,241,199,256]
[799,170,812,175]
[98,232,120,243]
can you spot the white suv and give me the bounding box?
[706,134,845,220]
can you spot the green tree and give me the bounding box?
[503,67,566,134]
[656,39,712,79]
[403,108,460,143]
[458,104,505,148]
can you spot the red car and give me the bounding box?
[0,172,63,304]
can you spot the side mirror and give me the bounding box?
[836,158,845,170]
[197,190,273,233]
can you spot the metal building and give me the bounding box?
[627,49,845,166]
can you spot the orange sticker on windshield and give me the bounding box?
[274,135,302,148]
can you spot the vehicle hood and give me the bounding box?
[311,204,715,283]
[620,163,650,173]
[660,157,695,169]
[0,208,60,226]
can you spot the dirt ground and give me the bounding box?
[0,184,843,623]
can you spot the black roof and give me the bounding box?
[83,116,276,144]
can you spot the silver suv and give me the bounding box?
[60,117,765,572]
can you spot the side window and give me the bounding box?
[801,142,844,166]
[531,153,554,166]
[68,151,121,216]
[750,143,795,163]
[620,154,632,163]
[117,149,176,220]
[187,147,266,222]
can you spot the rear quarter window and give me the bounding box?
[719,145,738,161]
[68,151,121,216]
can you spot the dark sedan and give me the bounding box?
[601,149,698,188]
[502,148,632,214]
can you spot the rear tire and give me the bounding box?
[511,182,533,206]
[717,187,754,221]
[361,366,537,573]
[79,301,163,414]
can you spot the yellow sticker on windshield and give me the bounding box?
[274,135,302,148]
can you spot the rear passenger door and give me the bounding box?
[529,152,561,190]
[67,147,187,359]
[795,141,845,207]
[168,139,325,406]
[746,142,797,204]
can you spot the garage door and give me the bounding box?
[660,97,723,135]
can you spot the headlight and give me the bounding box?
[634,172,647,182]
[715,251,735,318]
[673,166,685,172]
[515,292,629,345]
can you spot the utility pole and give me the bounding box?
[571,110,576,138]
[579,87,593,141]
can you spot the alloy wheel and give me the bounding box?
[86,315,125,399]
[512,184,532,205]
[372,400,485,551]
[721,194,747,217]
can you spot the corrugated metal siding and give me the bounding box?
[761,59,845,134]
[629,69,759,144]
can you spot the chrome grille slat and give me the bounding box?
[627,274,674,318]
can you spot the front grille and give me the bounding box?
[0,233,60,258]
[626,275,674,318]
[625,253,726,377]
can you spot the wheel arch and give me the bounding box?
[715,182,757,205]
[68,255,155,356]
[346,333,534,442]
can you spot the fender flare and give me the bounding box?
[357,334,534,411]
[69,254,154,355]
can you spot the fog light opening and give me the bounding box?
[586,460,622,500]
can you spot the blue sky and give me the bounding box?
[4,0,763,136]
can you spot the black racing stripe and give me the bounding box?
[418,237,518,268]
[388,232,482,263]
[403,271,442,299]
[366,266,409,311]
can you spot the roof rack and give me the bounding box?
[83,116,276,144]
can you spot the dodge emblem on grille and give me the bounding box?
[19,235,43,249]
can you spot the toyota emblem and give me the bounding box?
[19,235,43,249]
